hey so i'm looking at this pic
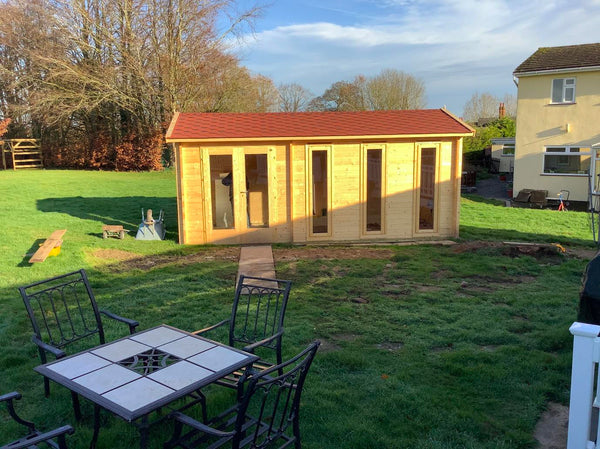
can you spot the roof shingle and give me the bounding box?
[514,43,600,75]
[166,109,473,141]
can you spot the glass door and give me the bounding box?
[204,148,272,244]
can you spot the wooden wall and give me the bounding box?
[176,137,462,245]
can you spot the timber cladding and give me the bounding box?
[167,110,474,245]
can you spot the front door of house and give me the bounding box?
[202,147,274,244]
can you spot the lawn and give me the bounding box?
[0,169,596,448]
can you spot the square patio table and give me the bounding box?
[35,324,259,449]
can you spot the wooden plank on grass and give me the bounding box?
[29,230,66,263]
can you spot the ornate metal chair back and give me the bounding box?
[234,341,320,449]
[19,269,105,361]
[229,275,292,358]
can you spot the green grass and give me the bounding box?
[0,169,594,448]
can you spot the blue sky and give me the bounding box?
[230,0,600,115]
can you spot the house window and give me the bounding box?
[543,146,590,175]
[502,144,515,156]
[551,78,575,103]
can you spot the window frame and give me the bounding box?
[361,144,386,236]
[501,144,515,156]
[542,145,590,176]
[550,77,576,104]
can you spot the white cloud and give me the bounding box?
[233,0,600,114]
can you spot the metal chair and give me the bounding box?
[164,341,320,449]
[19,269,139,417]
[193,275,292,389]
[1,391,74,449]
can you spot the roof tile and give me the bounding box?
[166,109,473,141]
[514,43,600,74]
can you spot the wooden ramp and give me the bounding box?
[29,230,66,263]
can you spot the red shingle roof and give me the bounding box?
[166,109,473,141]
[514,43,600,75]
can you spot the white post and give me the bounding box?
[568,322,600,449]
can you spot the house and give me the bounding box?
[513,43,600,204]
[490,137,515,174]
[165,109,474,245]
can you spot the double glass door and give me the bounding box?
[203,148,272,244]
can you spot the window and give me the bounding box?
[418,147,436,230]
[551,78,575,103]
[365,148,383,232]
[543,146,590,175]
[310,149,329,234]
[502,144,515,156]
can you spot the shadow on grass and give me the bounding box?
[17,239,46,268]
[462,194,506,206]
[460,224,596,248]
[37,196,178,239]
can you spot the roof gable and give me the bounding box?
[514,43,600,75]
[166,109,474,142]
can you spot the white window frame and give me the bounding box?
[551,78,576,104]
[543,146,590,176]
[501,144,515,156]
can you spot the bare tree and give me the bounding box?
[0,0,267,168]
[278,83,312,112]
[462,92,515,123]
[310,69,426,112]
[365,69,426,110]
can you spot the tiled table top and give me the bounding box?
[35,325,258,421]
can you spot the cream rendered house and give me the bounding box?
[513,43,600,204]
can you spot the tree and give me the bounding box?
[278,83,313,112]
[309,69,426,112]
[365,69,426,110]
[0,0,265,170]
[463,116,516,165]
[462,92,517,123]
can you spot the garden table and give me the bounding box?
[34,324,259,449]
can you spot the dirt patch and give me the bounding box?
[92,247,240,272]
[273,246,394,262]
[453,240,568,261]
[534,402,568,449]
[92,249,142,261]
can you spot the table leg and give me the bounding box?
[90,404,100,449]
[139,415,149,449]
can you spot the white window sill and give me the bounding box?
[541,173,588,177]
[548,102,576,105]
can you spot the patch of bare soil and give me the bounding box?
[534,403,568,449]
[453,240,568,261]
[273,246,394,262]
[92,247,240,272]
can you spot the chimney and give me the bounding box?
[499,102,506,119]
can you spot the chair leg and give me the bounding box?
[163,418,183,449]
[293,415,302,449]
[71,391,82,421]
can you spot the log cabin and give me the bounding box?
[165,109,474,245]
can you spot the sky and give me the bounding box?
[229,0,600,116]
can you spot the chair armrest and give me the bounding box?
[192,319,229,336]
[100,309,139,334]
[0,391,21,403]
[31,336,66,359]
[7,425,74,449]
[242,329,284,353]
[171,412,235,438]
